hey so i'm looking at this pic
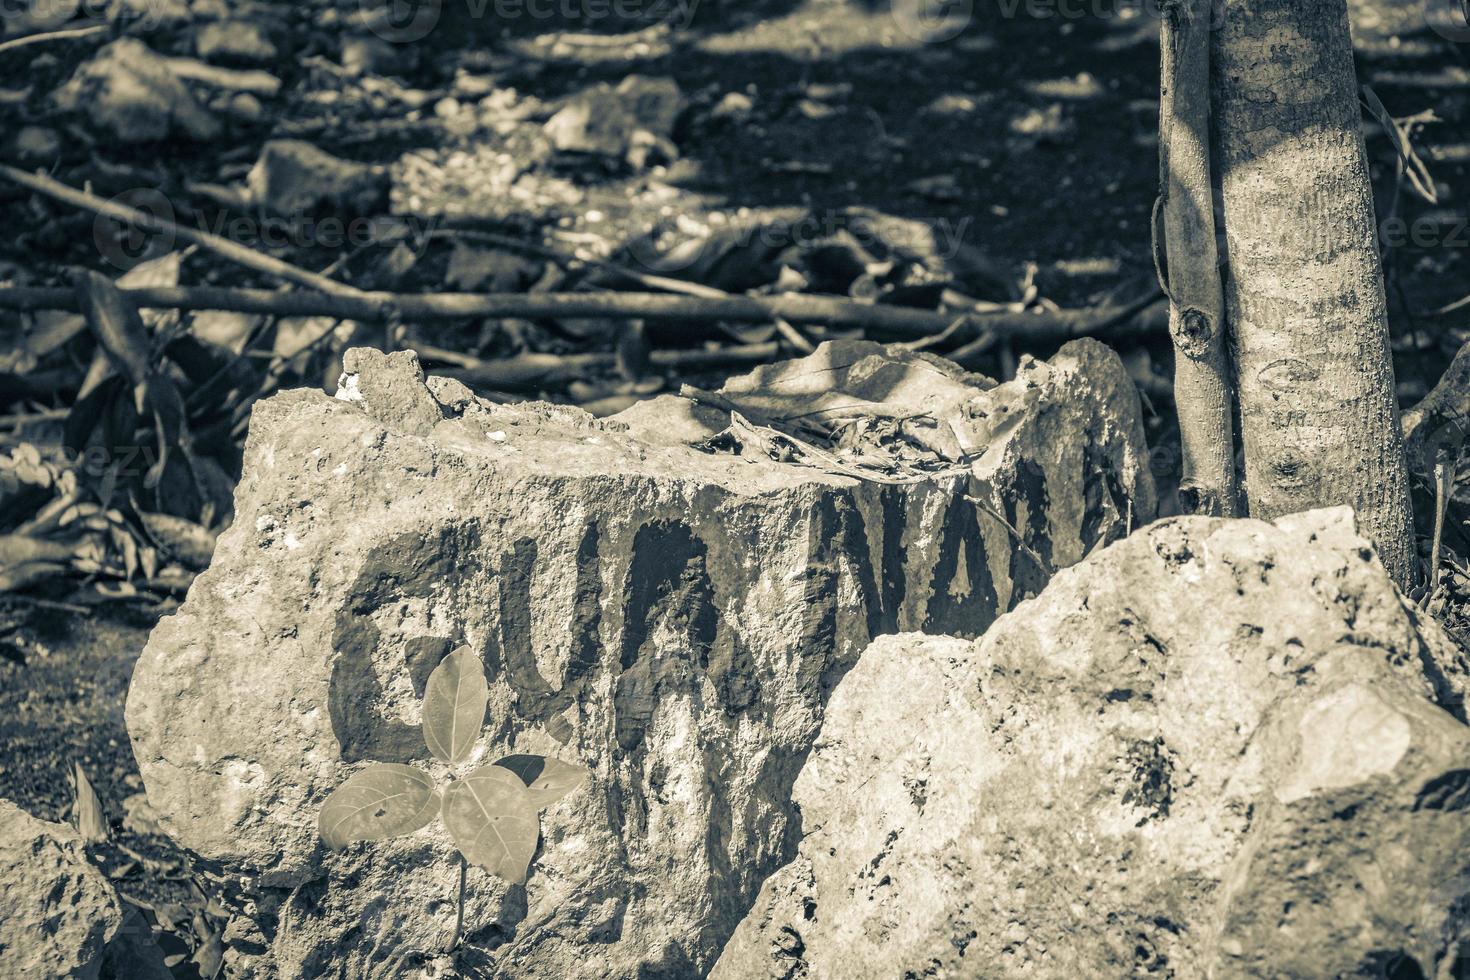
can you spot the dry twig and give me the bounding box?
[0,165,367,298]
[0,283,1164,342]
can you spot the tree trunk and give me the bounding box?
[1159,0,1237,517]
[1212,0,1415,587]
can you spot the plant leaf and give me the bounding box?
[493,755,590,810]
[72,762,109,844]
[72,269,155,404]
[318,763,438,849]
[422,646,488,764]
[137,511,217,570]
[441,765,539,883]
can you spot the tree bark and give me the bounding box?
[1160,0,1237,517]
[1212,0,1415,587]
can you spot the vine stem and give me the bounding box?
[449,854,468,952]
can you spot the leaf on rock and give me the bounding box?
[493,754,590,810]
[318,763,438,849]
[422,646,488,765]
[441,765,539,883]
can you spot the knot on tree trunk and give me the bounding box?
[1170,307,1216,358]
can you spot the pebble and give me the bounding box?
[453,72,498,99]
[228,93,263,123]
[195,20,278,64]
[710,91,754,122]
[340,34,402,76]
[12,125,61,164]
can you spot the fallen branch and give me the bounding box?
[428,228,730,300]
[0,23,108,57]
[434,342,782,389]
[159,56,282,96]
[1403,337,1470,473]
[0,284,1164,343]
[0,165,366,299]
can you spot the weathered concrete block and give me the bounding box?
[126,340,1152,977]
[714,508,1470,980]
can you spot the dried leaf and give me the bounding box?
[73,762,109,843]
[137,512,216,569]
[139,545,159,581]
[72,270,154,404]
[189,311,260,354]
[441,765,539,883]
[318,763,438,849]
[191,913,224,979]
[421,646,488,765]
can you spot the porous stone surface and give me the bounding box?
[0,799,123,980]
[714,508,1470,980]
[126,339,1152,978]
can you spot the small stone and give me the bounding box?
[340,34,403,76]
[804,82,852,103]
[246,139,389,218]
[1009,102,1074,142]
[426,375,477,414]
[195,20,277,64]
[908,173,963,201]
[337,348,445,437]
[11,125,61,164]
[710,91,753,122]
[545,74,683,165]
[453,71,498,99]
[189,0,230,19]
[228,92,263,123]
[53,38,220,143]
[923,93,982,117]
[434,96,462,119]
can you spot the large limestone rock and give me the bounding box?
[126,339,1152,977]
[714,508,1470,980]
[0,799,123,980]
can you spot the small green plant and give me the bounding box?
[318,646,589,951]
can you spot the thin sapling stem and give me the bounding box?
[450,853,468,952]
